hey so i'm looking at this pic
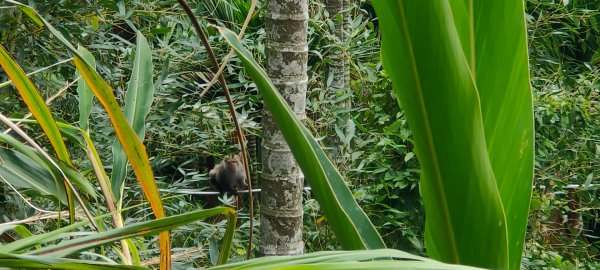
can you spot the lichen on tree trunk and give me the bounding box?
[260,0,308,256]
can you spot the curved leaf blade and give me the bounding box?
[218,27,385,250]
[28,207,234,258]
[0,44,76,222]
[112,31,155,201]
[468,2,534,269]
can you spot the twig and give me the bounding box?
[160,187,313,195]
[0,57,73,89]
[0,210,88,226]
[3,76,79,134]
[199,1,257,97]
[176,0,256,259]
[0,113,99,230]
[0,175,57,214]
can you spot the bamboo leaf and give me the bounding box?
[76,46,96,132]
[218,27,385,250]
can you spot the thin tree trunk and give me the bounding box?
[260,0,308,256]
[325,0,350,107]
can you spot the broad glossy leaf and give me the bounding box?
[372,2,509,269]
[459,2,534,269]
[218,27,385,250]
[373,1,533,269]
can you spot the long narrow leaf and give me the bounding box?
[218,27,385,250]
[0,253,146,270]
[0,44,77,223]
[0,220,91,253]
[111,31,155,202]
[209,249,485,270]
[27,207,234,257]
[8,1,171,266]
[217,210,237,265]
[76,46,96,132]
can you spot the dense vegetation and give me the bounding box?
[0,0,598,269]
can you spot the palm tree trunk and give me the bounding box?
[259,0,308,256]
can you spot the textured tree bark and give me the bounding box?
[260,0,308,256]
[325,0,350,106]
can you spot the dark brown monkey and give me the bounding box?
[209,155,248,195]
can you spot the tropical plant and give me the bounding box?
[220,0,534,269]
[0,2,240,269]
[0,0,549,269]
[371,1,534,270]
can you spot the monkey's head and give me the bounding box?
[222,157,248,195]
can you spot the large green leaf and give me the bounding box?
[218,27,385,250]
[461,2,534,270]
[111,32,155,201]
[372,1,533,269]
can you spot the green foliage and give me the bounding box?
[524,0,600,268]
[0,0,598,268]
[304,1,424,254]
[220,25,386,250]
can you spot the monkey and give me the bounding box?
[208,155,248,196]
